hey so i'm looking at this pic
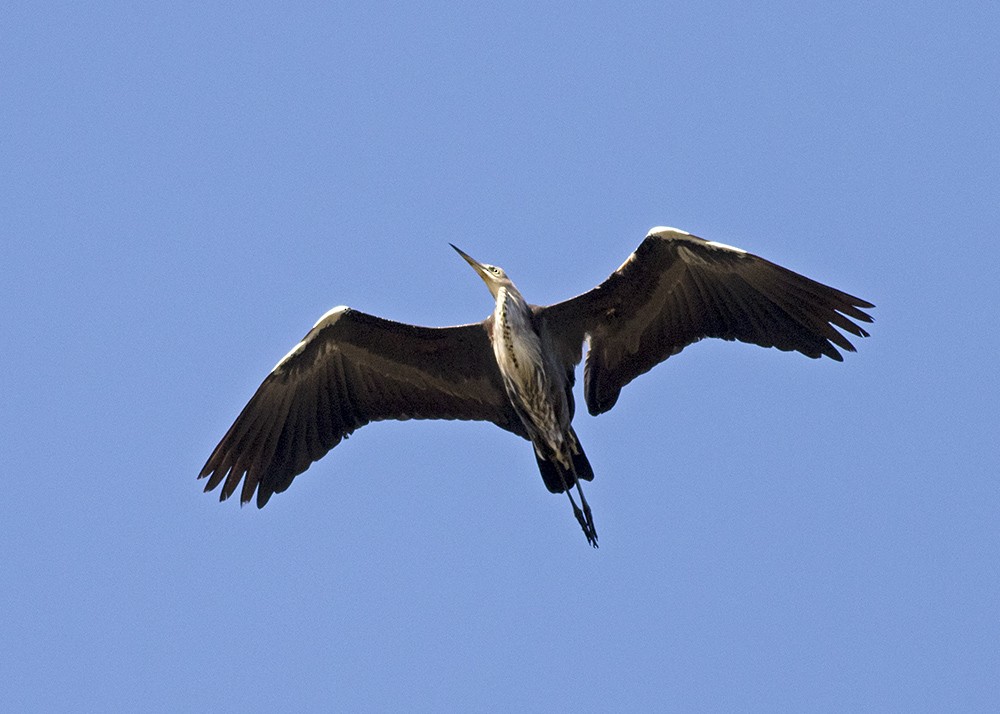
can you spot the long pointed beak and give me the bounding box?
[450,244,490,282]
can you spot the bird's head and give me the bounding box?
[450,244,514,300]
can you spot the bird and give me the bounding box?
[200,226,874,547]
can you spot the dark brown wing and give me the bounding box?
[199,306,525,507]
[539,228,874,416]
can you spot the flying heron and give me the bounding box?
[200,226,874,547]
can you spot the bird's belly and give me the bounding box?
[494,335,566,450]
[507,371,564,447]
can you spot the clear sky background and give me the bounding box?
[3,2,998,711]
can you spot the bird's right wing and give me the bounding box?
[540,228,874,416]
[199,307,525,508]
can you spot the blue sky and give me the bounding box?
[2,2,998,711]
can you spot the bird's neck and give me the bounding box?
[495,286,528,326]
[493,286,539,378]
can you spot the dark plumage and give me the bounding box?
[201,227,874,544]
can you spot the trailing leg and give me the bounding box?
[532,444,598,547]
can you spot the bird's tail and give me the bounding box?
[534,430,594,494]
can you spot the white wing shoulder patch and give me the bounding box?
[271,305,350,373]
[646,226,748,255]
[645,225,691,238]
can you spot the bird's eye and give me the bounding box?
[491,267,501,275]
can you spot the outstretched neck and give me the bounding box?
[495,285,530,326]
[493,283,537,370]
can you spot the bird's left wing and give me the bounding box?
[200,307,525,507]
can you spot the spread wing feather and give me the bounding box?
[540,229,874,415]
[200,307,525,507]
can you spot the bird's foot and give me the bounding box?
[572,503,599,548]
[583,501,598,548]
